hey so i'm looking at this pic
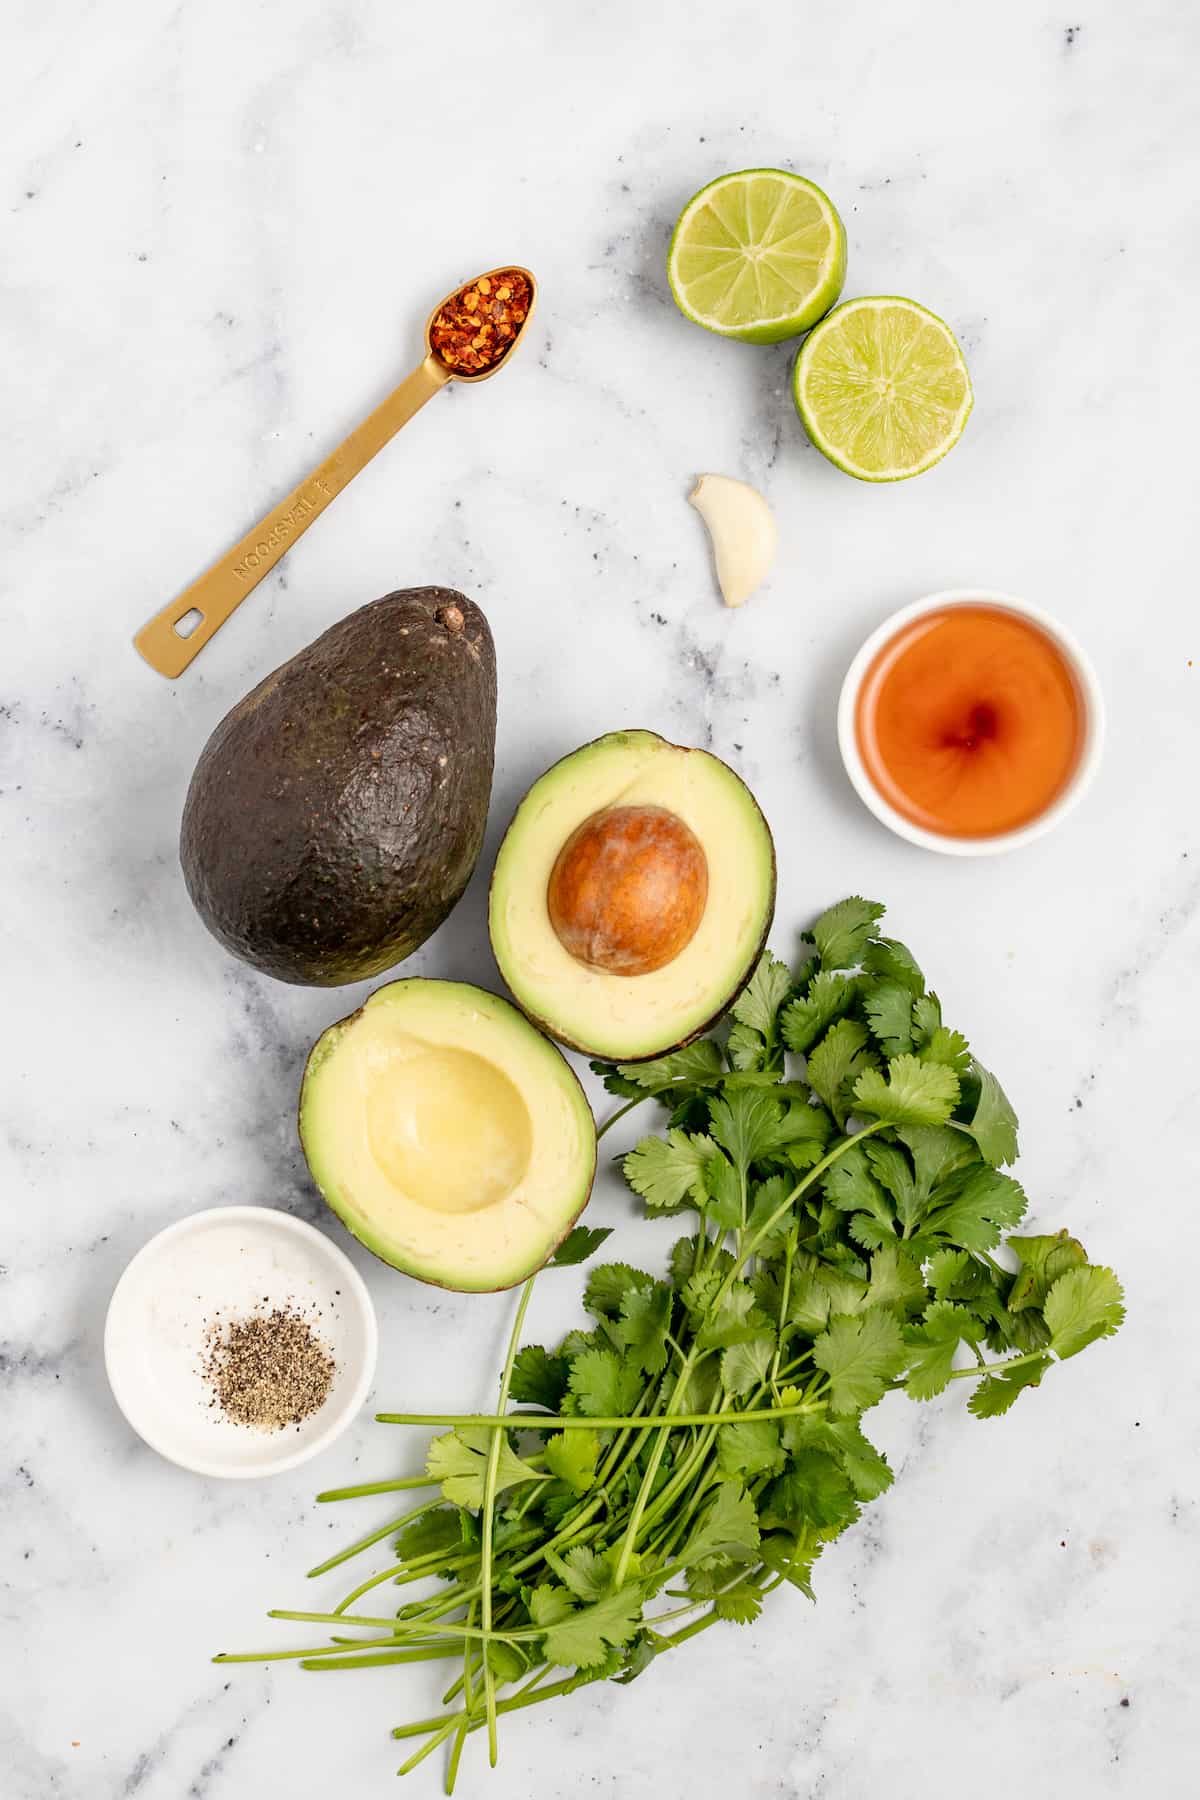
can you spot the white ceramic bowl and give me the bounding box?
[836,588,1105,856]
[104,1206,378,1479]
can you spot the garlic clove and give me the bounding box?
[688,474,778,609]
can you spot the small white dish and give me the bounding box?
[836,587,1105,856]
[104,1206,377,1479]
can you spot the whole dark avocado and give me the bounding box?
[180,588,496,985]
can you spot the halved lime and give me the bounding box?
[667,169,846,344]
[792,296,973,481]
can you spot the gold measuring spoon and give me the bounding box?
[134,267,537,678]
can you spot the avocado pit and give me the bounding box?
[547,803,709,976]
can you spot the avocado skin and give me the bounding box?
[180,588,496,986]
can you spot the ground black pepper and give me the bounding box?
[200,1304,336,1432]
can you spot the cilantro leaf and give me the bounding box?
[545,1545,611,1602]
[528,1583,575,1628]
[896,1123,980,1201]
[708,1087,789,1173]
[911,993,972,1074]
[697,1282,772,1350]
[864,1139,921,1231]
[866,1242,926,1316]
[715,1417,785,1482]
[903,1302,986,1400]
[624,1129,716,1211]
[1007,1231,1089,1313]
[731,950,794,1037]
[761,1450,860,1532]
[549,1225,613,1268]
[726,1021,768,1071]
[612,1040,725,1093]
[567,1348,642,1419]
[616,1281,673,1375]
[394,1507,462,1564]
[584,1263,655,1321]
[924,1165,1028,1252]
[667,1234,728,1294]
[701,1150,745,1231]
[823,1144,894,1246]
[746,1174,802,1258]
[806,896,886,971]
[853,1054,960,1126]
[957,1060,1019,1166]
[510,1344,570,1411]
[683,1482,761,1567]
[1044,1266,1126,1359]
[807,1018,874,1125]
[541,1585,646,1669]
[778,1104,835,1172]
[543,1430,600,1496]
[720,1332,776,1398]
[812,1309,906,1414]
[781,971,859,1054]
[967,1355,1051,1417]
[788,1266,869,1336]
[863,980,915,1057]
[863,936,925,995]
[425,1428,546,1509]
[784,1417,893,1500]
[713,1581,765,1624]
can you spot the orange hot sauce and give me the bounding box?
[855,604,1085,838]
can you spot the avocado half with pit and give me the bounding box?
[299,979,596,1291]
[489,730,776,1061]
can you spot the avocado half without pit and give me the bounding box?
[300,979,596,1291]
[489,730,776,1061]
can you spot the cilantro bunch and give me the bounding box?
[217,898,1124,1789]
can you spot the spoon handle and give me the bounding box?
[134,354,450,677]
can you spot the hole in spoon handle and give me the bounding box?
[133,355,450,678]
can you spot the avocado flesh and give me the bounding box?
[180,588,496,986]
[489,731,776,1061]
[300,980,597,1291]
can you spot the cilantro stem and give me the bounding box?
[316,1476,438,1502]
[306,1498,439,1578]
[943,1349,1049,1383]
[397,1717,459,1778]
[375,1404,821,1430]
[212,1635,403,1664]
[300,1646,460,1671]
[595,1094,650,1139]
[332,1560,407,1615]
[480,1273,537,1768]
[445,1719,468,1795]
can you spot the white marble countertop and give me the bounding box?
[4,2,1198,1795]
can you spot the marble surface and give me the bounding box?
[3,2,1199,1794]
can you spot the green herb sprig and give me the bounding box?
[216,898,1124,1788]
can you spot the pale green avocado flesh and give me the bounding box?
[489,731,776,1061]
[300,980,596,1291]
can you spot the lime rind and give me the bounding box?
[792,296,973,481]
[668,169,847,345]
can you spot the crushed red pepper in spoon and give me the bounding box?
[429,268,533,374]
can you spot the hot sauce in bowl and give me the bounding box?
[838,592,1103,853]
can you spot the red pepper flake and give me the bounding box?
[429,268,532,375]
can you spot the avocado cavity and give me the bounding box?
[300,979,596,1291]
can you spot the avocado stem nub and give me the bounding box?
[437,604,466,635]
